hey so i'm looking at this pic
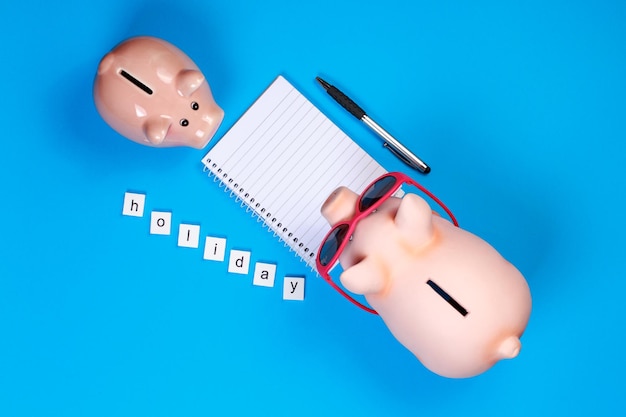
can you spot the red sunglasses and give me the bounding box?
[315,171,459,314]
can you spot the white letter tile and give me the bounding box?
[228,250,251,275]
[150,211,172,235]
[283,276,305,301]
[122,192,145,217]
[253,262,276,288]
[203,236,227,261]
[178,224,200,248]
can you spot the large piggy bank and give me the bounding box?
[93,36,224,149]
[321,186,532,378]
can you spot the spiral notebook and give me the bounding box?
[201,75,386,269]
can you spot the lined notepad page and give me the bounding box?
[202,76,386,268]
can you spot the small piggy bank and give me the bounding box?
[93,36,224,149]
[321,186,532,378]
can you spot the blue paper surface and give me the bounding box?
[1,1,625,415]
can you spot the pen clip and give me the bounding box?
[383,142,420,170]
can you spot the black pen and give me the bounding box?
[316,77,430,174]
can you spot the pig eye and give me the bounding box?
[191,101,199,110]
[180,119,189,127]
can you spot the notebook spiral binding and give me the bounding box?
[202,162,318,273]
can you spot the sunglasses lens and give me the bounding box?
[359,175,398,212]
[319,224,350,267]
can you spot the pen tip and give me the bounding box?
[315,76,330,90]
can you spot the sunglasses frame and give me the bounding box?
[315,171,459,314]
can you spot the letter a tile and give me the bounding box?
[253,262,276,287]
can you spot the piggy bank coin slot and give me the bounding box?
[426,279,468,317]
[119,69,153,95]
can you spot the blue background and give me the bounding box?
[1,0,625,415]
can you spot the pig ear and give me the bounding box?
[340,258,386,296]
[176,69,205,97]
[143,116,171,145]
[321,186,359,226]
[97,52,115,74]
[395,193,435,247]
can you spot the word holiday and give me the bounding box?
[122,192,305,301]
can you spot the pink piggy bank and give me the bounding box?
[318,173,532,378]
[93,36,224,149]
